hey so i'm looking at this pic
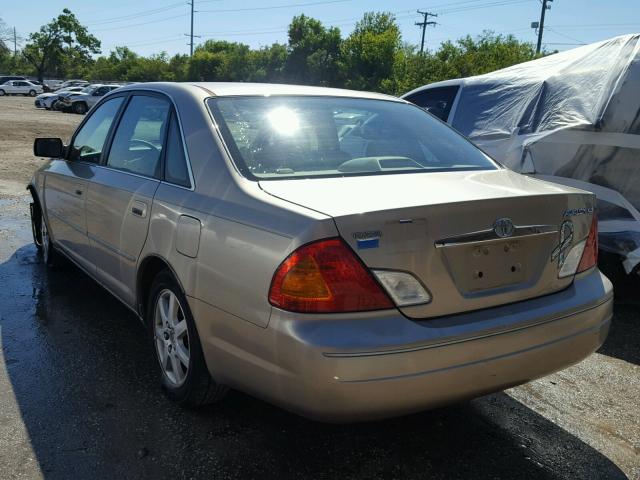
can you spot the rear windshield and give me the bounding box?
[207,96,497,180]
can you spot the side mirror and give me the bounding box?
[34,137,64,158]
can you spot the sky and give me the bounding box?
[2,0,640,57]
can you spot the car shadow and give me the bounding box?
[597,303,640,365]
[597,254,640,365]
[0,245,629,479]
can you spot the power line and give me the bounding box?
[545,42,586,46]
[198,0,351,14]
[438,0,536,15]
[92,13,189,32]
[546,27,585,45]
[85,2,185,26]
[415,11,437,54]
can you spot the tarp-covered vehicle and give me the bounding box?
[403,34,640,276]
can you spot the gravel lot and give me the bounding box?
[0,96,638,479]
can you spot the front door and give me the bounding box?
[43,95,125,271]
[86,93,172,306]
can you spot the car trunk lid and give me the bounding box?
[259,169,595,318]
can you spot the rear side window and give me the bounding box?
[106,95,171,178]
[404,86,459,122]
[164,113,191,187]
[69,96,124,163]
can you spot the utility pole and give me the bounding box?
[13,27,17,56]
[185,0,201,56]
[189,0,195,57]
[536,0,553,54]
[415,11,437,54]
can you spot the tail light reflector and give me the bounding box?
[268,238,394,313]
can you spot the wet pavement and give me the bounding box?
[1,191,639,480]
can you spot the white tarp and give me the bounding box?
[446,34,640,273]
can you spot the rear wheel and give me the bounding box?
[147,270,227,407]
[73,102,88,114]
[0,89,5,96]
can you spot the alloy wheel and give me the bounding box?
[154,289,190,386]
[41,212,51,264]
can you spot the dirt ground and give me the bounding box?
[0,96,638,479]
[0,96,81,196]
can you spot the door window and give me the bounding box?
[106,95,171,178]
[404,86,459,122]
[69,96,125,163]
[164,113,191,187]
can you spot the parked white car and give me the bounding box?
[57,84,122,114]
[0,80,43,97]
[35,86,87,109]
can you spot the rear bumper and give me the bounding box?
[191,268,613,422]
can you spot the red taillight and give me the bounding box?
[268,238,394,313]
[577,212,598,273]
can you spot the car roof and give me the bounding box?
[401,78,464,99]
[116,82,403,102]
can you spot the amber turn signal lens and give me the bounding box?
[577,212,598,273]
[280,255,331,300]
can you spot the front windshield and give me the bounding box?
[81,86,94,93]
[207,96,497,180]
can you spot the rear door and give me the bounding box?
[86,93,171,306]
[6,81,21,94]
[87,86,111,108]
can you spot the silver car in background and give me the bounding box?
[57,84,122,114]
[29,82,612,421]
[35,86,86,109]
[0,79,43,96]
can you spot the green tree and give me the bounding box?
[168,53,190,82]
[188,40,252,81]
[341,12,401,93]
[0,18,12,55]
[248,43,287,83]
[434,31,538,79]
[389,32,538,95]
[23,9,100,81]
[285,15,342,86]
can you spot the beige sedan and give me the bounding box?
[28,82,612,421]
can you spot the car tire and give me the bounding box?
[40,210,57,267]
[0,89,5,96]
[29,90,37,97]
[30,201,43,251]
[147,270,228,407]
[73,102,88,114]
